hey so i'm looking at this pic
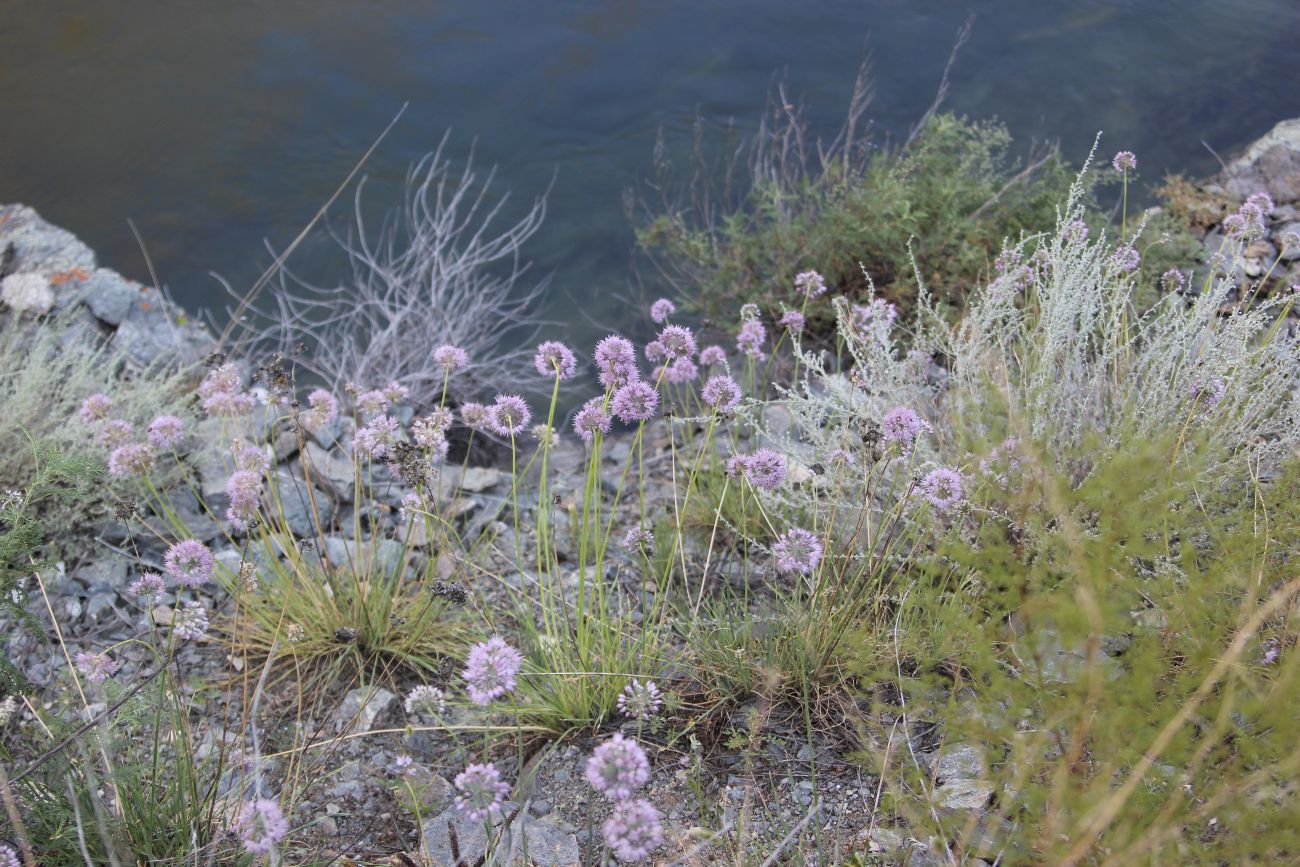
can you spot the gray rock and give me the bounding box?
[933,778,994,812]
[80,268,140,326]
[394,767,452,815]
[1222,118,1300,204]
[112,288,214,369]
[272,470,334,537]
[0,204,96,275]
[334,686,396,735]
[1,272,54,315]
[421,810,580,867]
[320,537,404,580]
[927,743,986,781]
[438,465,503,496]
[302,441,355,502]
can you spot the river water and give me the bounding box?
[3,1,1299,350]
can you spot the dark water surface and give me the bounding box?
[3,1,1300,346]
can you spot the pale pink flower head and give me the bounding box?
[404,684,447,718]
[488,394,532,437]
[353,415,400,459]
[199,363,254,417]
[736,318,766,360]
[234,798,289,855]
[779,310,806,333]
[1190,377,1227,407]
[623,526,654,552]
[740,448,787,490]
[643,340,667,363]
[355,389,390,417]
[773,527,822,575]
[794,269,827,298]
[533,341,578,380]
[586,733,650,801]
[174,600,210,641]
[699,345,727,367]
[1112,150,1137,172]
[649,297,676,324]
[656,324,696,360]
[701,375,741,414]
[611,381,659,424]
[147,415,185,450]
[454,762,510,821]
[594,335,639,390]
[1064,219,1089,243]
[618,679,663,720]
[603,798,664,862]
[302,389,340,432]
[108,443,155,478]
[0,844,19,867]
[98,419,134,450]
[164,539,215,587]
[460,401,490,430]
[919,466,964,511]
[1161,269,1187,293]
[127,572,166,598]
[432,344,470,373]
[664,356,697,384]
[573,398,612,445]
[225,470,263,531]
[383,381,409,404]
[1112,245,1140,273]
[881,406,932,456]
[74,650,119,684]
[79,392,113,424]
[463,636,524,704]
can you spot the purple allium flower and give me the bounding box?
[701,375,741,414]
[573,399,612,445]
[146,415,185,450]
[164,539,215,587]
[794,269,827,298]
[664,356,697,384]
[398,492,423,522]
[303,389,340,432]
[1190,377,1227,407]
[736,318,767,360]
[355,389,390,417]
[454,762,510,821]
[740,448,787,491]
[658,323,697,360]
[595,335,639,390]
[779,310,806,333]
[353,414,400,459]
[460,401,490,430]
[994,249,1022,274]
[79,392,113,424]
[603,798,664,862]
[225,470,263,531]
[173,600,210,641]
[404,684,447,718]
[383,381,409,404]
[432,344,470,373]
[828,448,856,467]
[232,445,268,474]
[98,419,134,449]
[199,363,255,418]
[413,407,454,445]
[699,345,727,367]
[1112,245,1141,272]
[618,679,663,721]
[611,381,659,424]
[74,651,119,684]
[919,467,964,511]
[649,297,676,324]
[234,798,289,855]
[585,733,650,801]
[1064,219,1089,242]
[772,527,823,576]
[394,754,415,774]
[0,844,19,867]
[108,443,155,478]
[849,299,898,340]
[1223,199,1268,241]
[881,407,933,456]
[127,572,166,598]
[1246,191,1275,214]
[463,636,524,705]
[1161,269,1187,292]
[1112,150,1137,172]
[643,340,666,363]
[488,395,532,437]
[534,340,578,380]
[623,526,654,552]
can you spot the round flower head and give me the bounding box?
[413,407,454,442]
[828,448,856,467]
[656,324,697,360]
[1064,219,1089,243]
[1112,150,1137,172]
[203,389,256,418]
[1161,269,1187,292]
[74,650,120,685]
[531,424,558,447]
[79,392,113,424]
[0,844,19,867]
[234,798,289,855]
[594,335,639,389]
[146,415,185,450]
[404,684,448,718]
[611,381,659,424]
[794,269,827,298]
[585,733,650,801]
[741,448,787,491]
[699,344,727,366]
[232,444,269,473]
[173,600,210,641]
[850,299,898,341]
[108,443,155,478]
[454,762,510,821]
[225,470,263,531]
[664,356,697,384]
[736,318,767,360]
[779,310,806,333]
[1191,377,1227,407]
[460,401,490,430]
[603,798,664,862]
[398,492,423,522]
[534,340,578,380]
[1112,245,1140,273]
[303,388,340,431]
[164,539,214,587]
[701,375,741,414]
[353,415,400,459]
[643,340,666,363]
[623,526,654,552]
[919,466,964,511]
[355,389,390,417]
[488,395,532,437]
[383,381,409,404]
[432,344,470,373]
[573,399,612,445]
[463,636,524,704]
[127,572,166,598]
[773,527,823,576]
[881,406,933,456]
[98,419,134,450]
[618,679,663,721]
[649,297,676,323]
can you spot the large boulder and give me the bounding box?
[1221,118,1300,204]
